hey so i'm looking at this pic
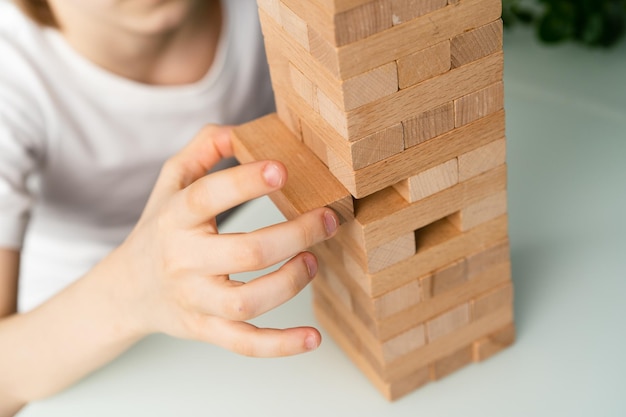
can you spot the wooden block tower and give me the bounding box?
[232,0,515,400]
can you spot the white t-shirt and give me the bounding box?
[0,1,275,311]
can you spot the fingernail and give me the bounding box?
[262,163,282,187]
[324,211,338,236]
[305,334,318,350]
[304,254,317,279]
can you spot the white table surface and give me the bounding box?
[19,28,626,416]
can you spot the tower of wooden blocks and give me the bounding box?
[233,0,515,400]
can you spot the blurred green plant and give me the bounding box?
[502,0,626,47]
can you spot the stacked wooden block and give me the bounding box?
[232,0,515,400]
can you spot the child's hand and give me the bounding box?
[101,125,338,357]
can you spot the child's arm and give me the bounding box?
[0,125,338,415]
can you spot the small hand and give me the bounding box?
[105,125,338,357]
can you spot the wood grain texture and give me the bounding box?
[454,81,504,127]
[330,52,504,140]
[471,282,513,321]
[354,164,507,249]
[366,231,416,273]
[289,63,318,111]
[331,109,506,198]
[458,138,507,182]
[279,2,310,50]
[430,345,473,380]
[473,322,516,362]
[315,277,514,382]
[334,0,393,46]
[231,113,354,221]
[342,61,399,110]
[467,239,510,278]
[391,0,448,25]
[449,189,508,232]
[374,279,422,319]
[273,79,406,170]
[426,303,470,342]
[314,236,512,341]
[403,102,455,148]
[451,19,503,68]
[392,158,459,203]
[380,261,512,343]
[332,212,508,299]
[332,0,502,79]
[432,258,468,297]
[274,96,301,138]
[313,300,431,401]
[397,41,450,89]
[383,325,426,362]
[261,12,399,112]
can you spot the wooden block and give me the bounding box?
[231,113,354,221]
[279,74,405,169]
[419,273,433,301]
[449,189,508,232]
[392,158,458,203]
[332,109,506,198]
[322,0,502,80]
[329,52,503,140]
[348,124,405,170]
[473,322,516,362]
[289,63,318,111]
[397,41,450,89]
[279,2,311,50]
[391,0,448,25]
[471,282,513,321]
[313,262,513,366]
[388,305,513,381]
[313,300,431,401]
[339,213,508,299]
[272,67,406,169]
[403,102,455,148]
[354,163,507,249]
[274,96,301,139]
[262,6,399,113]
[430,345,473,380]
[382,325,426,362]
[373,279,421,319]
[451,19,503,68]
[454,81,504,127]
[342,62,399,110]
[383,261,511,341]
[467,239,510,278]
[311,0,377,14]
[317,213,508,305]
[431,258,467,297]
[316,255,353,311]
[426,303,470,342]
[458,138,506,182]
[301,119,329,165]
[366,231,416,273]
[377,216,509,299]
[257,0,281,23]
[334,0,393,46]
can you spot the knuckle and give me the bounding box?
[223,291,256,321]
[184,185,207,215]
[235,239,267,270]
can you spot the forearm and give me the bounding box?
[0,257,144,411]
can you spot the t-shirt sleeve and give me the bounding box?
[0,104,42,249]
